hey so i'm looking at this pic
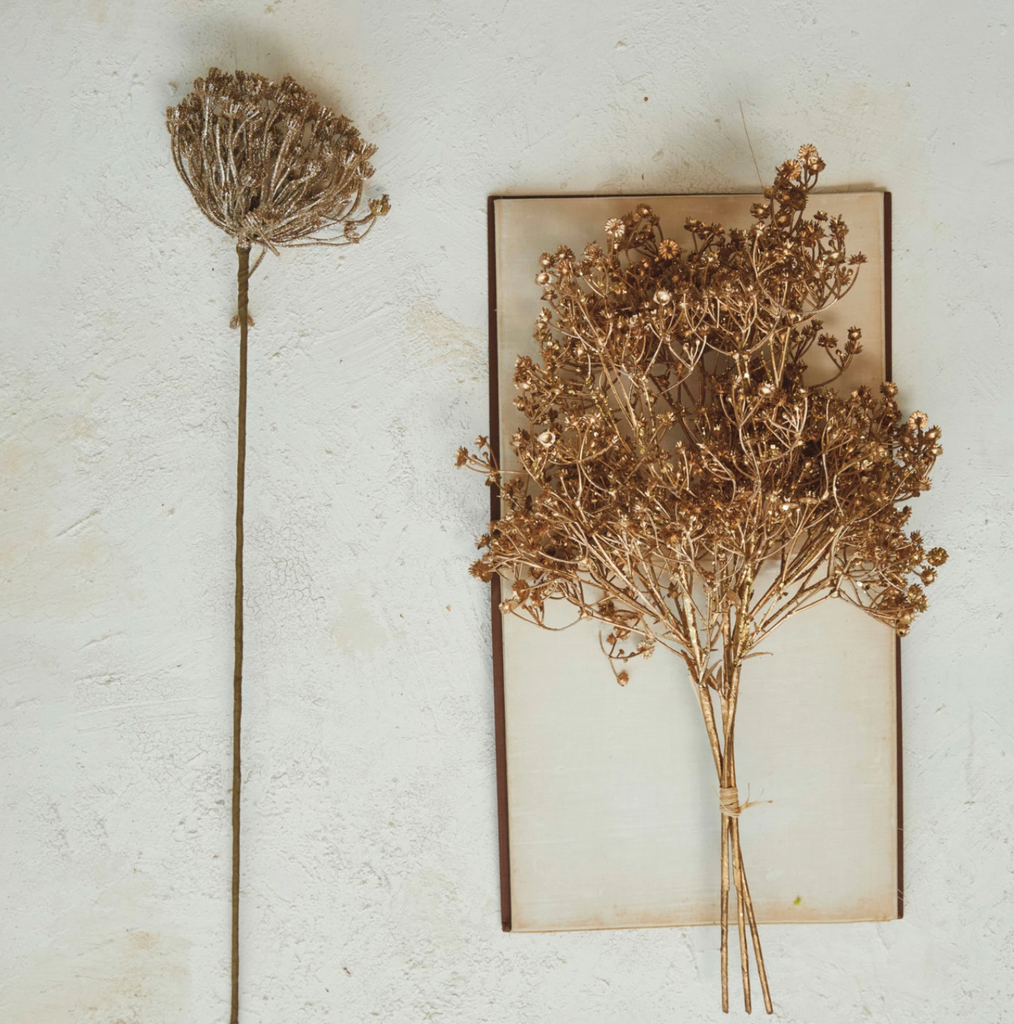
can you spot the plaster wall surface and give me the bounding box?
[0,1,1011,1022]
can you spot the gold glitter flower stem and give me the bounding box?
[732,817,773,1013]
[723,722,753,1015]
[720,810,731,1012]
[696,659,771,1014]
[724,685,773,1014]
[230,241,250,1024]
[734,831,752,1014]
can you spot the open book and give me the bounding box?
[488,192,901,933]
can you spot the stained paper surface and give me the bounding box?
[494,193,898,931]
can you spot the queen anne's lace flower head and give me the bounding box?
[167,68,389,253]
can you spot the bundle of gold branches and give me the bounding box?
[459,147,945,1013]
[167,68,389,1024]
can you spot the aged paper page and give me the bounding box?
[494,193,898,932]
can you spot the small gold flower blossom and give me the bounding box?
[798,143,826,173]
[605,218,625,238]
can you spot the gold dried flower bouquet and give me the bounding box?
[459,147,945,1012]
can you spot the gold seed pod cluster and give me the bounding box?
[461,146,945,667]
[167,67,389,253]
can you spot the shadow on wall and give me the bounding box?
[168,15,368,130]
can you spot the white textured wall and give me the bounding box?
[1,1,1011,1021]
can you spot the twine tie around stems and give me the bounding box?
[719,786,742,818]
[719,786,771,818]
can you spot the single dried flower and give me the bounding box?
[168,68,389,1024]
[167,68,389,254]
[797,143,826,173]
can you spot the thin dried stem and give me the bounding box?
[230,243,249,1024]
[732,818,773,1014]
[721,812,731,1013]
